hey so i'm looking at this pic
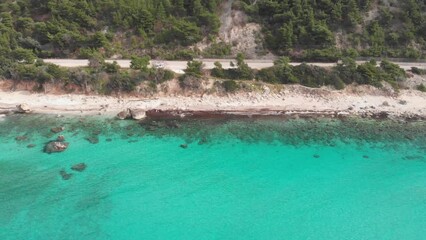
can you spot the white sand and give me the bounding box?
[0,85,425,118]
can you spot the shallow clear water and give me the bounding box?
[0,115,425,240]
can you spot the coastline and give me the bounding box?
[1,85,425,121]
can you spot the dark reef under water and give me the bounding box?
[2,114,426,149]
[1,114,426,240]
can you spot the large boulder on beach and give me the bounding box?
[117,109,131,120]
[16,104,31,113]
[44,141,69,153]
[130,109,146,120]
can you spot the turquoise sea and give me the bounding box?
[0,114,425,240]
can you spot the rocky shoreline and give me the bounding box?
[143,109,426,121]
[1,86,425,122]
[2,103,425,122]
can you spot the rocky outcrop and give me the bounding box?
[51,127,65,133]
[130,109,146,120]
[59,170,73,180]
[15,136,28,141]
[44,141,69,153]
[16,104,31,113]
[117,109,131,120]
[117,109,146,120]
[57,135,66,142]
[85,136,99,144]
[71,163,87,172]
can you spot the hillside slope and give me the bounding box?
[1,0,426,62]
[238,0,426,60]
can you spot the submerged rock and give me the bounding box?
[198,137,208,145]
[85,136,99,144]
[16,104,31,114]
[180,144,188,149]
[27,144,36,148]
[166,121,181,129]
[51,126,65,133]
[313,154,320,158]
[71,163,87,172]
[15,135,28,141]
[363,155,369,159]
[44,141,69,153]
[92,129,102,135]
[56,135,65,142]
[117,109,131,120]
[59,170,73,180]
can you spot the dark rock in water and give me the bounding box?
[51,126,65,133]
[92,130,102,135]
[71,163,87,172]
[313,154,320,158]
[117,109,132,120]
[166,121,181,129]
[198,137,208,145]
[59,170,73,180]
[85,136,99,144]
[56,135,65,142]
[27,144,36,148]
[106,138,112,142]
[44,141,69,153]
[405,135,414,140]
[404,156,424,161]
[146,126,157,131]
[15,136,28,141]
[180,144,188,149]
[372,111,389,120]
[363,155,369,159]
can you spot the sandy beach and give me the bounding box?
[0,84,425,120]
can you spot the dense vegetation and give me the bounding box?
[238,0,426,60]
[0,0,422,94]
[212,56,407,91]
[0,0,222,60]
[2,0,426,61]
[3,55,174,94]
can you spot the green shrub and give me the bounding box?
[12,48,36,64]
[211,61,225,78]
[203,42,232,58]
[222,80,238,92]
[150,69,175,84]
[417,84,426,92]
[293,63,329,88]
[379,60,406,82]
[184,60,204,78]
[130,56,150,70]
[104,61,120,74]
[178,74,203,91]
[411,67,426,75]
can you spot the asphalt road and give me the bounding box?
[43,58,426,73]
